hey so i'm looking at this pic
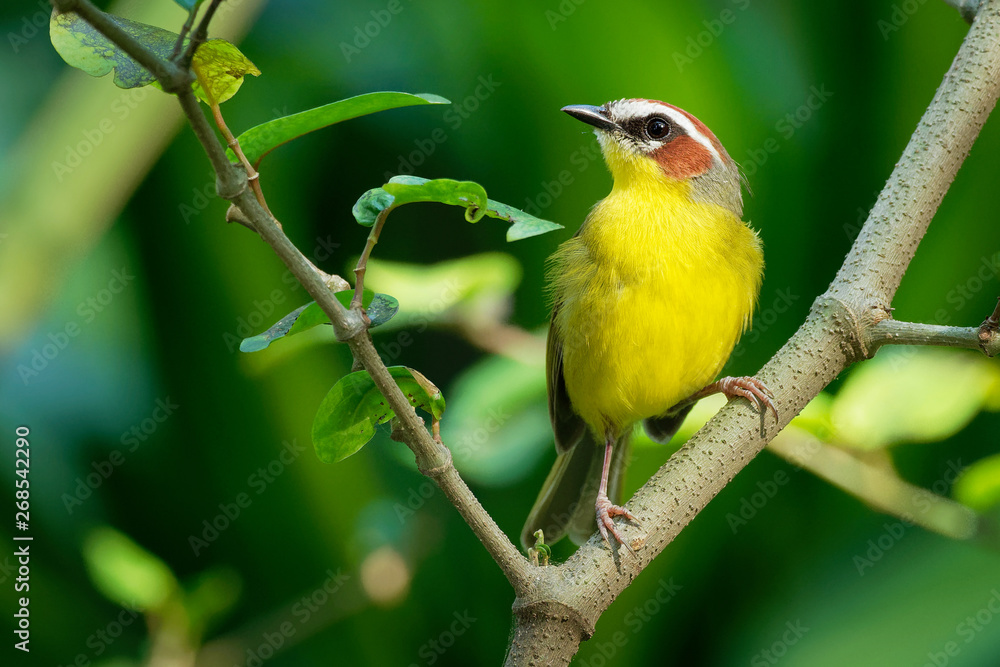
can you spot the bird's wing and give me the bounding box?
[547,303,586,455]
[642,403,696,444]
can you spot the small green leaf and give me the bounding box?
[312,366,446,463]
[50,10,181,88]
[191,39,260,105]
[233,92,450,166]
[384,176,488,221]
[353,188,396,227]
[239,303,309,352]
[366,292,400,327]
[482,198,564,241]
[953,454,1000,513]
[240,290,398,352]
[352,176,562,240]
[83,527,178,611]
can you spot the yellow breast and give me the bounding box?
[549,170,762,438]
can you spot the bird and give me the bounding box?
[521,98,777,555]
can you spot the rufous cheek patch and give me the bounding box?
[651,135,714,180]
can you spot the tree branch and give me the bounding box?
[868,317,1000,356]
[504,1,1000,662]
[58,0,534,597]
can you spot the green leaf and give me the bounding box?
[239,303,308,353]
[83,527,178,611]
[50,10,180,88]
[312,366,445,463]
[351,176,562,240]
[191,39,260,105]
[353,188,396,227]
[831,348,1000,450]
[239,290,399,352]
[232,92,450,166]
[953,454,1000,513]
[383,176,488,222]
[482,198,564,241]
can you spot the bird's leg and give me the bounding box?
[595,437,640,555]
[689,376,778,437]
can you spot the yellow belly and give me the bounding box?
[550,180,762,438]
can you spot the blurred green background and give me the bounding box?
[2,0,1000,665]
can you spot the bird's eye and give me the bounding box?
[646,117,670,139]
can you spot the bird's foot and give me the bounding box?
[713,376,778,436]
[596,492,640,556]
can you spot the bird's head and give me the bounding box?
[563,98,743,215]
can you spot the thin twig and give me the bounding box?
[179,0,225,69]
[867,318,1000,356]
[352,207,392,309]
[208,102,273,219]
[169,7,196,61]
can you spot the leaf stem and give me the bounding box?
[352,206,392,310]
[179,0,224,69]
[208,102,273,220]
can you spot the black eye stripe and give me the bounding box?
[618,114,681,142]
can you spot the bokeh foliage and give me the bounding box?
[2,1,1000,666]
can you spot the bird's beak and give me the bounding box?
[561,105,617,132]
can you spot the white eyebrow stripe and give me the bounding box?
[610,99,722,163]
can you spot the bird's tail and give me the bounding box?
[520,432,631,551]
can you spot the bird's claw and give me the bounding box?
[596,493,640,556]
[717,376,778,437]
